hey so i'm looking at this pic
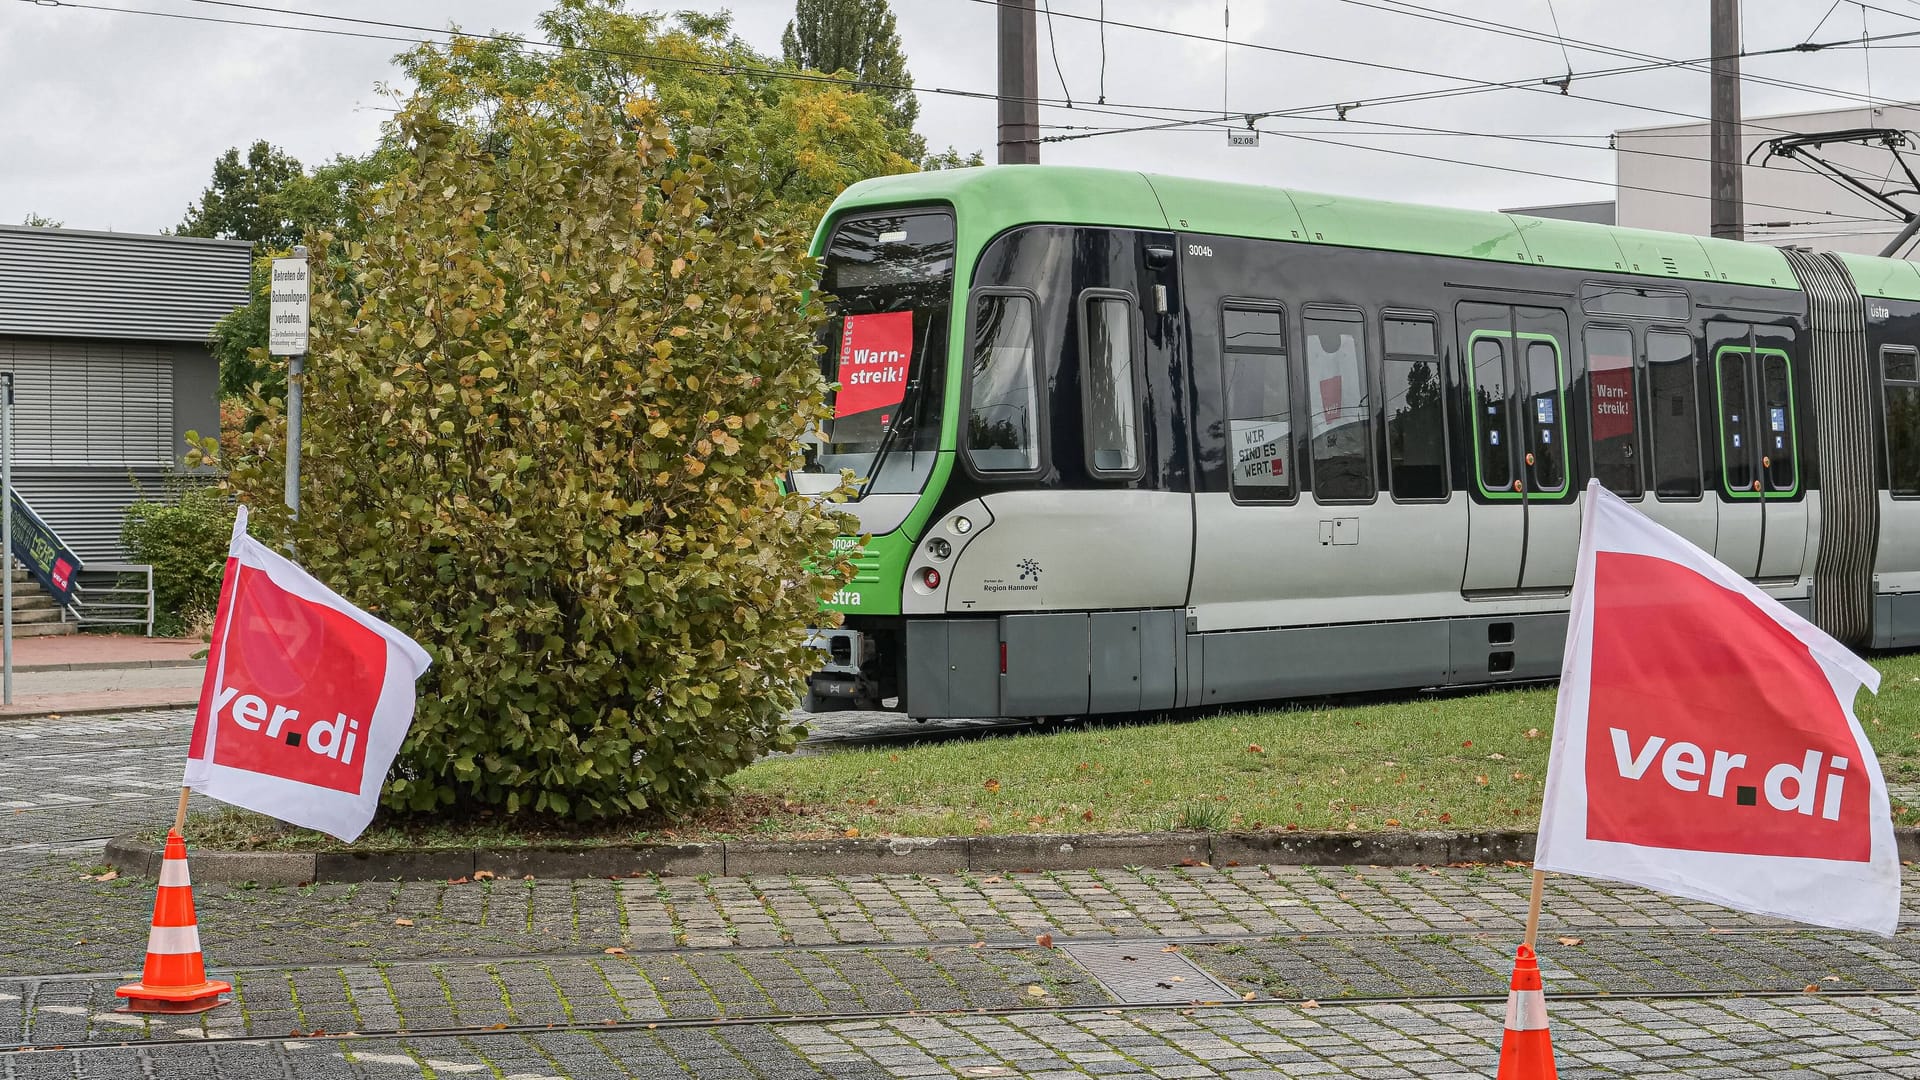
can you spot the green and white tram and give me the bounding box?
[789,165,1920,720]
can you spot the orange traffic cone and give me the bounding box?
[115,831,231,1014]
[1495,944,1557,1079]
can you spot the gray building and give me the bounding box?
[0,225,250,559]
[1614,103,1920,256]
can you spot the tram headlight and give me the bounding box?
[951,515,972,534]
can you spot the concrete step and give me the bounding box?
[12,605,63,625]
[10,621,74,638]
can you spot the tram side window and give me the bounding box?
[1885,346,1920,497]
[966,293,1041,472]
[1223,304,1294,502]
[1382,315,1447,501]
[1715,349,1755,493]
[1646,329,1702,498]
[1759,351,1797,493]
[1471,335,1512,492]
[1525,340,1568,492]
[1304,307,1375,502]
[1081,295,1140,477]
[1584,326,1643,497]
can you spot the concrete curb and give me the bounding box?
[104,829,1543,884]
[0,698,200,721]
[17,659,204,673]
[105,828,1920,884]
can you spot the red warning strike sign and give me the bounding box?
[835,311,914,418]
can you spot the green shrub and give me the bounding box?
[217,84,856,822]
[120,482,234,637]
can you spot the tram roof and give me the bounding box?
[825,165,1920,301]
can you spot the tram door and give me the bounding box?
[1704,320,1808,580]
[1457,302,1583,592]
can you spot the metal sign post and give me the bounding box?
[4,371,14,706]
[269,246,311,538]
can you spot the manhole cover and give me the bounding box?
[1059,943,1236,1004]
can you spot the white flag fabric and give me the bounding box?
[1535,480,1897,935]
[182,505,431,842]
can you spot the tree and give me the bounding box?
[19,212,62,228]
[781,0,924,162]
[176,141,307,246]
[205,151,399,401]
[214,81,856,821]
[400,1,916,231]
[921,147,984,171]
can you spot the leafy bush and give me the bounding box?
[217,84,855,821]
[120,482,234,637]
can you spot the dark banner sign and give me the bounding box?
[13,491,81,607]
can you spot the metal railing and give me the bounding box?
[61,562,155,636]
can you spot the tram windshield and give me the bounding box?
[791,210,954,501]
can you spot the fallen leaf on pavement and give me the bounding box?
[473,870,496,881]
[844,828,861,838]
[1242,991,1257,1001]
[1556,936,1582,946]
[1026,985,1045,997]
[1161,945,1180,953]
[1804,984,1821,993]
[604,947,627,955]
[1035,933,1054,948]
[1301,1000,1320,1010]
[394,918,414,927]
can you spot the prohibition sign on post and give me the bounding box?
[268,256,310,356]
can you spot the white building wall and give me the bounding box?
[1615,104,1920,256]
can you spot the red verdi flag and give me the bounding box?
[1536,481,1897,935]
[183,506,431,842]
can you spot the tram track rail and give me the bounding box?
[1,982,1914,1057]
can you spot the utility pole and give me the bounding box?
[1710,0,1743,240]
[997,0,1039,164]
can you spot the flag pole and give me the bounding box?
[173,787,191,835]
[1524,868,1545,949]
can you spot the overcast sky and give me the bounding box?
[5,0,1919,235]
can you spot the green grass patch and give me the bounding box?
[162,654,1920,852]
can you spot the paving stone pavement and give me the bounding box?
[7,707,1920,1078]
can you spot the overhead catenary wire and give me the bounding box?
[16,0,1902,227]
[965,0,1920,132]
[1332,0,1919,112]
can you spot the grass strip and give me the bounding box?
[159,654,1920,851]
